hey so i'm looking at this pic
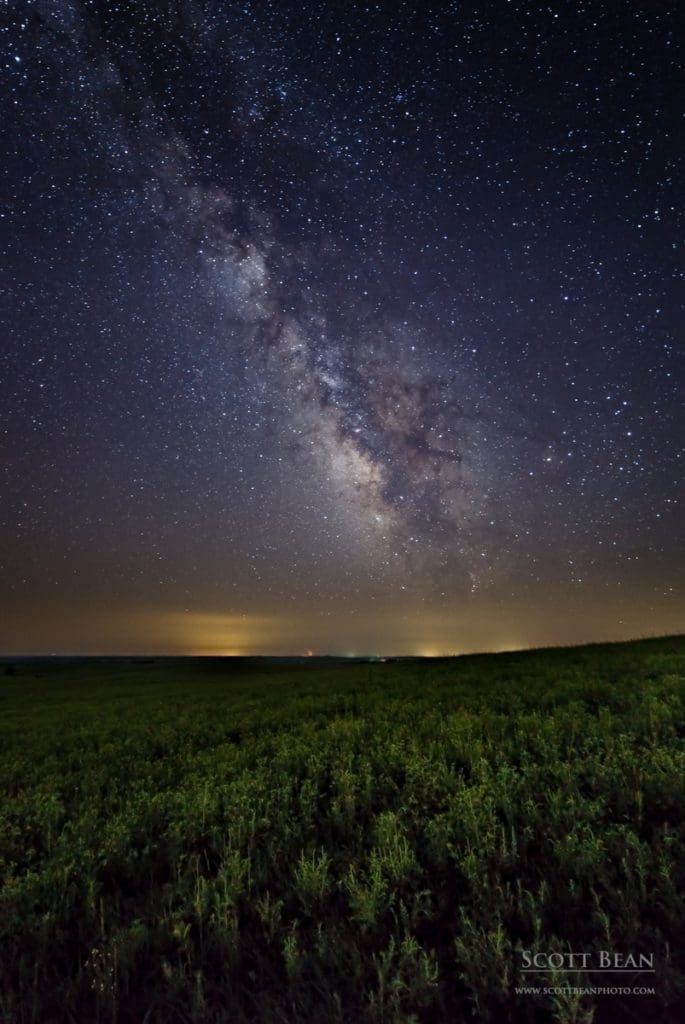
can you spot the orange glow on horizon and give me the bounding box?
[0,594,683,658]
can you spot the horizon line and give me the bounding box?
[0,632,681,662]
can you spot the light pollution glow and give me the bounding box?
[0,597,682,658]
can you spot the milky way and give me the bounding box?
[1,1,683,653]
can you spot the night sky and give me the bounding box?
[2,1,683,655]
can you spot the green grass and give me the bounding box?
[1,637,684,1023]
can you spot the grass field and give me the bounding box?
[1,637,684,1023]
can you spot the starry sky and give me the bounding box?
[1,1,683,655]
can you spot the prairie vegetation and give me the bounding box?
[1,637,684,1022]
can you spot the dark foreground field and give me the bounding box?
[1,638,684,1023]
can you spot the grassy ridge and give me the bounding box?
[1,637,684,1022]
